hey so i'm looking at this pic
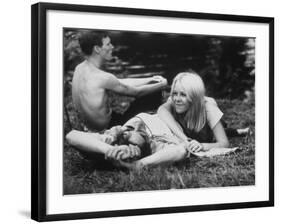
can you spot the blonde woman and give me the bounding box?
[157,72,229,153]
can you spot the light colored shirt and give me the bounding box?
[205,97,223,129]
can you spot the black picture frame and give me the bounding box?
[31,2,274,222]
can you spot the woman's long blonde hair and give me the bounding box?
[170,72,206,133]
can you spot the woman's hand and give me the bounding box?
[187,140,204,153]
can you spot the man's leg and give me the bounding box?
[66,130,141,161]
[225,127,250,137]
[66,130,112,156]
[221,120,250,137]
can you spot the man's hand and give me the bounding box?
[160,78,168,87]
[102,134,116,144]
[105,145,141,161]
[127,144,141,159]
[103,125,124,144]
[150,76,167,87]
[187,140,204,153]
[105,146,127,160]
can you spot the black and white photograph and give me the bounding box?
[63,28,255,194]
[1,0,280,223]
[31,2,273,221]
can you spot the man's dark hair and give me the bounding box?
[78,30,108,56]
[113,127,152,159]
[185,68,197,74]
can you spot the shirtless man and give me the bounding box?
[72,31,167,131]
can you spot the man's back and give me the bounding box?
[72,61,112,130]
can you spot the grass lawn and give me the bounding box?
[63,98,255,195]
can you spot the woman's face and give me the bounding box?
[171,81,190,114]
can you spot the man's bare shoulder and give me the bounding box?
[74,62,118,89]
[74,61,86,73]
[75,62,112,78]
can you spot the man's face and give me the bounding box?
[121,126,146,148]
[98,36,114,61]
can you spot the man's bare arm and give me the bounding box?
[119,77,152,86]
[119,76,166,87]
[104,74,167,97]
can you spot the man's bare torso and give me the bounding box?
[72,61,112,130]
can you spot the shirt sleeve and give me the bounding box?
[205,97,223,129]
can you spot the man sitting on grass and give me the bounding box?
[72,30,167,131]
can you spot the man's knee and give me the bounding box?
[65,130,78,146]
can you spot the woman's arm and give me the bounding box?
[157,98,188,141]
[187,121,229,153]
[201,121,229,151]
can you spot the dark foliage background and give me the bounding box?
[64,29,255,101]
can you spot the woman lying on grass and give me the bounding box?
[66,71,248,170]
[157,71,229,153]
